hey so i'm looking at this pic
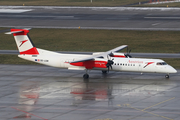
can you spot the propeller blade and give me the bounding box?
[124,48,132,58]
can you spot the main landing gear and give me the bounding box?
[83,69,89,79]
[102,70,107,74]
[83,74,89,79]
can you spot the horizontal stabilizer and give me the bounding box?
[5,28,31,35]
[5,31,23,34]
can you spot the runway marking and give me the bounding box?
[11,107,48,120]
[95,118,113,120]
[1,6,180,11]
[0,9,32,13]
[0,15,74,19]
[117,104,131,107]
[0,6,180,10]
[152,23,160,26]
[1,25,180,31]
[145,17,180,19]
[142,97,175,111]
[128,105,174,120]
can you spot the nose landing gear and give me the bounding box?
[165,74,169,78]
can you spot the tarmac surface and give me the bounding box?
[0,6,180,120]
[1,6,180,30]
[0,64,180,120]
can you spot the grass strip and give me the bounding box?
[0,55,39,65]
[1,28,180,53]
[0,0,147,6]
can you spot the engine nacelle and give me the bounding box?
[110,52,126,58]
[70,58,108,69]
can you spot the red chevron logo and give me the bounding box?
[19,40,28,47]
[144,62,154,68]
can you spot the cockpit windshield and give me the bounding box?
[156,62,167,65]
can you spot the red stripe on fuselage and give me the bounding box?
[20,47,39,55]
[70,60,107,69]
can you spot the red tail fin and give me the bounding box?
[6,29,39,55]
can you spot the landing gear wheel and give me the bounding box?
[83,74,89,79]
[165,74,169,79]
[102,70,107,74]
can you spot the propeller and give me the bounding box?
[106,55,114,72]
[124,47,132,58]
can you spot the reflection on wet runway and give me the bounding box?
[0,64,179,120]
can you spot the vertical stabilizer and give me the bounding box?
[6,29,39,55]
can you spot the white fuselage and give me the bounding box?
[18,48,177,74]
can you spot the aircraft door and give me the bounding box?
[60,59,65,68]
[64,59,72,68]
[59,59,71,68]
[138,64,142,72]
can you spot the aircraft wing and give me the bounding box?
[70,54,104,63]
[106,45,128,54]
[70,45,127,63]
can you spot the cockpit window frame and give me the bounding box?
[156,62,167,65]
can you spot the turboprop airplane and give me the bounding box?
[6,28,177,79]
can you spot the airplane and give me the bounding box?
[5,28,177,79]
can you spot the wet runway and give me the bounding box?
[0,64,180,120]
[1,6,180,30]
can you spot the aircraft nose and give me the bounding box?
[172,68,177,73]
[168,66,177,73]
